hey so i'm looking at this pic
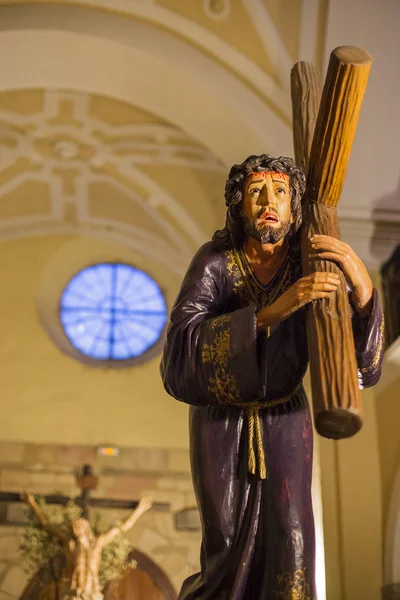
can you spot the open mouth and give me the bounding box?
[260,213,279,223]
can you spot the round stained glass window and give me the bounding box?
[60,263,168,361]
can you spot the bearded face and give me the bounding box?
[242,209,292,244]
[241,171,293,245]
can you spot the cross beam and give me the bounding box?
[0,492,168,512]
[0,464,169,520]
[291,47,373,439]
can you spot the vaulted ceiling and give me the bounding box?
[0,0,398,277]
[0,88,226,277]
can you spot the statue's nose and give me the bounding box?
[259,184,273,205]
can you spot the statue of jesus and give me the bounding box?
[161,154,384,599]
[21,492,152,599]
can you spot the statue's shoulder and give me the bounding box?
[183,242,231,288]
[190,241,228,269]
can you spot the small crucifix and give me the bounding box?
[0,464,167,600]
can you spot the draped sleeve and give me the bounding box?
[160,243,263,407]
[352,288,385,388]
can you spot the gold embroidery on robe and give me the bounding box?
[272,569,311,600]
[201,313,240,404]
[360,317,384,373]
[225,247,295,308]
[225,249,255,304]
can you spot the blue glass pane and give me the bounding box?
[91,339,111,360]
[60,263,167,361]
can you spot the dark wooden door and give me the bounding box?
[20,550,177,600]
[107,567,167,599]
[106,549,177,600]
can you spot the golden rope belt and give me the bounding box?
[232,326,304,479]
[245,380,303,479]
[247,406,266,479]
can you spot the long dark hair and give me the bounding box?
[212,154,306,249]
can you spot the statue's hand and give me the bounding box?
[310,234,373,316]
[137,496,153,513]
[257,271,340,329]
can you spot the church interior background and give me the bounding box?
[0,0,399,598]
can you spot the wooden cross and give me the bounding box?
[0,464,168,523]
[290,47,373,439]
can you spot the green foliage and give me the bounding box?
[20,497,65,576]
[99,535,136,587]
[91,512,137,587]
[20,497,136,588]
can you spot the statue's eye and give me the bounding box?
[276,187,285,194]
[250,188,261,195]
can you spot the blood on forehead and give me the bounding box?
[248,171,289,181]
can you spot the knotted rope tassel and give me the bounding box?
[248,408,257,475]
[246,326,269,479]
[247,408,267,480]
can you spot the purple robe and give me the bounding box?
[160,237,384,600]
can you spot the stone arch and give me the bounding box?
[106,548,177,600]
[0,3,292,167]
[19,549,177,600]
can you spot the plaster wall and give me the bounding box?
[0,235,189,449]
[319,388,383,600]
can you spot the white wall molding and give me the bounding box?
[0,4,292,163]
[0,88,211,257]
[0,221,189,277]
[50,0,291,116]
[0,3,398,271]
[298,0,321,64]
[384,461,400,585]
[375,338,400,396]
[239,0,293,89]
[339,215,400,270]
